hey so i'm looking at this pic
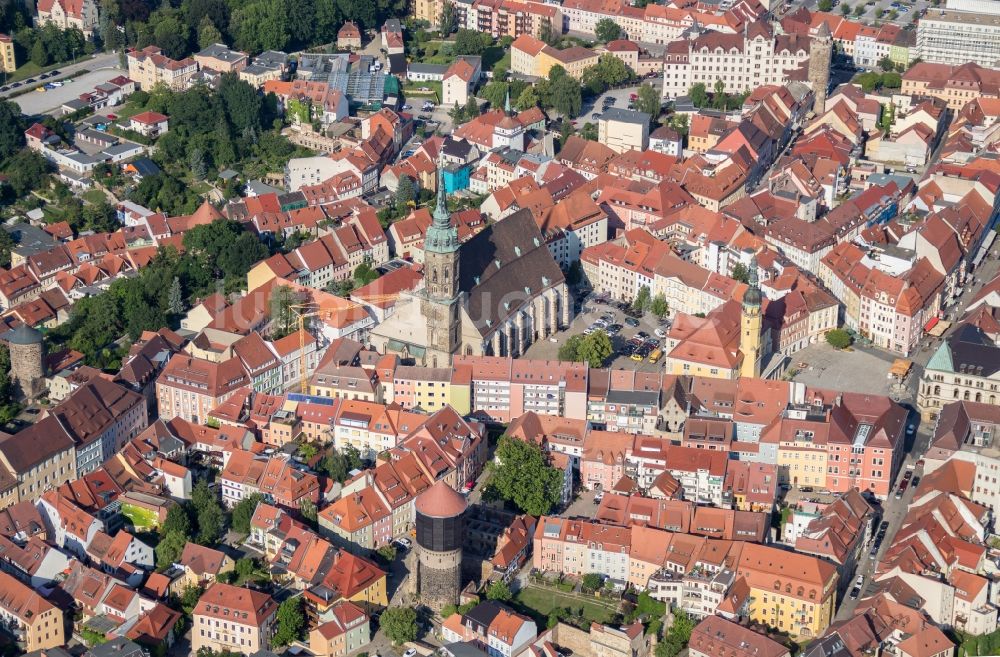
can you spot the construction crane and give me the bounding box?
[289,293,403,394]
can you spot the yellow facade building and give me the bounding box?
[0,34,15,73]
[738,543,838,639]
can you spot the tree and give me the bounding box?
[689,82,708,108]
[155,529,188,569]
[394,174,417,215]
[549,74,582,118]
[167,277,184,316]
[595,17,621,43]
[881,71,902,89]
[487,435,564,516]
[197,502,224,545]
[632,286,651,313]
[464,95,478,120]
[0,100,26,162]
[840,3,851,14]
[635,83,660,119]
[656,609,695,657]
[486,580,512,602]
[650,293,668,319]
[480,80,509,109]
[320,446,363,482]
[453,28,488,55]
[580,122,598,141]
[826,329,853,349]
[439,0,456,34]
[379,606,419,645]
[189,147,207,180]
[231,493,264,535]
[231,0,290,53]
[558,334,583,362]
[668,112,689,136]
[856,71,882,92]
[161,504,192,538]
[577,330,613,367]
[198,15,224,48]
[300,498,318,524]
[731,262,749,283]
[353,260,379,288]
[273,597,306,647]
[853,4,865,15]
[817,0,832,9]
[516,85,540,111]
[581,573,603,591]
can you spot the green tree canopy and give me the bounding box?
[487,435,564,516]
[826,329,853,349]
[635,83,660,119]
[650,293,668,319]
[231,493,264,535]
[595,18,621,42]
[273,597,306,646]
[380,606,419,645]
[578,330,613,367]
[486,580,512,602]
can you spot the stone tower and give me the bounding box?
[420,164,461,368]
[5,324,44,400]
[415,481,467,613]
[739,258,762,379]
[809,22,833,115]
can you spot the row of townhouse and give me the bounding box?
[817,161,997,356]
[533,516,839,640]
[219,451,321,510]
[868,431,1000,636]
[0,378,148,507]
[780,9,915,69]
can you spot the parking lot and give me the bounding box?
[524,294,668,372]
[784,0,927,31]
[12,65,127,116]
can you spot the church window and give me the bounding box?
[432,269,438,284]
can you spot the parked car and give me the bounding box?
[850,586,861,599]
[593,491,604,503]
[654,328,666,338]
[637,331,649,339]
[625,317,640,327]
[394,537,412,549]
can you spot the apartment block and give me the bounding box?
[192,583,278,655]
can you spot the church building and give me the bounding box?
[369,169,570,366]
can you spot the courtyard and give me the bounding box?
[787,342,898,396]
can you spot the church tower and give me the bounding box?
[740,257,762,379]
[421,164,461,367]
[809,22,833,115]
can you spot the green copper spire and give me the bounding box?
[504,87,511,115]
[426,159,459,253]
[433,165,449,226]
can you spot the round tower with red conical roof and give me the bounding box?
[414,480,467,612]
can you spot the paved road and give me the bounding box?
[12,62,127,116]
[2,51,120,96]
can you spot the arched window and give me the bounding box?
[432,268,438,284]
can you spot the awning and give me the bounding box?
[928,319,951,337]
[890,358,912,379]
[924,316,939,332]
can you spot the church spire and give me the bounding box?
[504,86,512,115]
[433,163,449,227]
[426,158,459,254]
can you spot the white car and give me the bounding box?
[394,537,412,549]
[654,328,666,338]
[404,649,418,657]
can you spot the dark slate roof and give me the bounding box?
[442,137,475,159]
[458,209,565,337]
[601,107,651,125]
[4,323,42,345]
[947,323,1000,377]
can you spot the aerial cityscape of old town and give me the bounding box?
[1,0,1000,653]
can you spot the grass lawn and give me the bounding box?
[82,189,106,205]
[403,80,442,104]
[121,503,159,529]
[513,586,618,626]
